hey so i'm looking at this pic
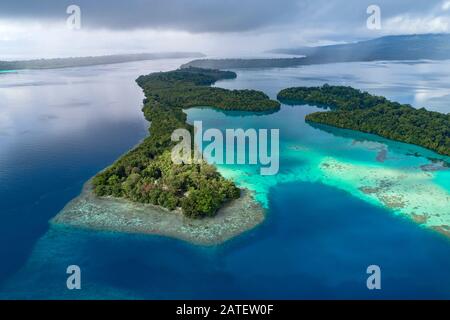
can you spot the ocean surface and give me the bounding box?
[0,59,449,299]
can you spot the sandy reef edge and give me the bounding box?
[51,181,266,246]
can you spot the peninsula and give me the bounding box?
[92,67,278,217]
[53,67,279,244]
[277,85,450,156]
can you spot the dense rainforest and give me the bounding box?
[278,85,450,156]
[92,67,280,218]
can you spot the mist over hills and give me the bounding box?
[182,34,450,69]
[271,33,450,61]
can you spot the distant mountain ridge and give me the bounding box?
[0,52,205,71]
[182,34,450,69]
[270,33,450,61]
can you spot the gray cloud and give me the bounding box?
[0,0,302,32]
[0,0,445,34]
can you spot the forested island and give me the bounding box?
[0,52,205,71]
[92,67,279,218]
[278,85,450,156]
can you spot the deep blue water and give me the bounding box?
[0,60,449,299]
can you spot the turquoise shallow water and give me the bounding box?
[186,105,450,228]
[0,60,449,299]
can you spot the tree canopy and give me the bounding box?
[278,85,450,156]
[93,67,279,217]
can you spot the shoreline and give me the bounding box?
[51,180,266,246]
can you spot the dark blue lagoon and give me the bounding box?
[0,60,449,299]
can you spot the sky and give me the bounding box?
[1,0,450,59]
